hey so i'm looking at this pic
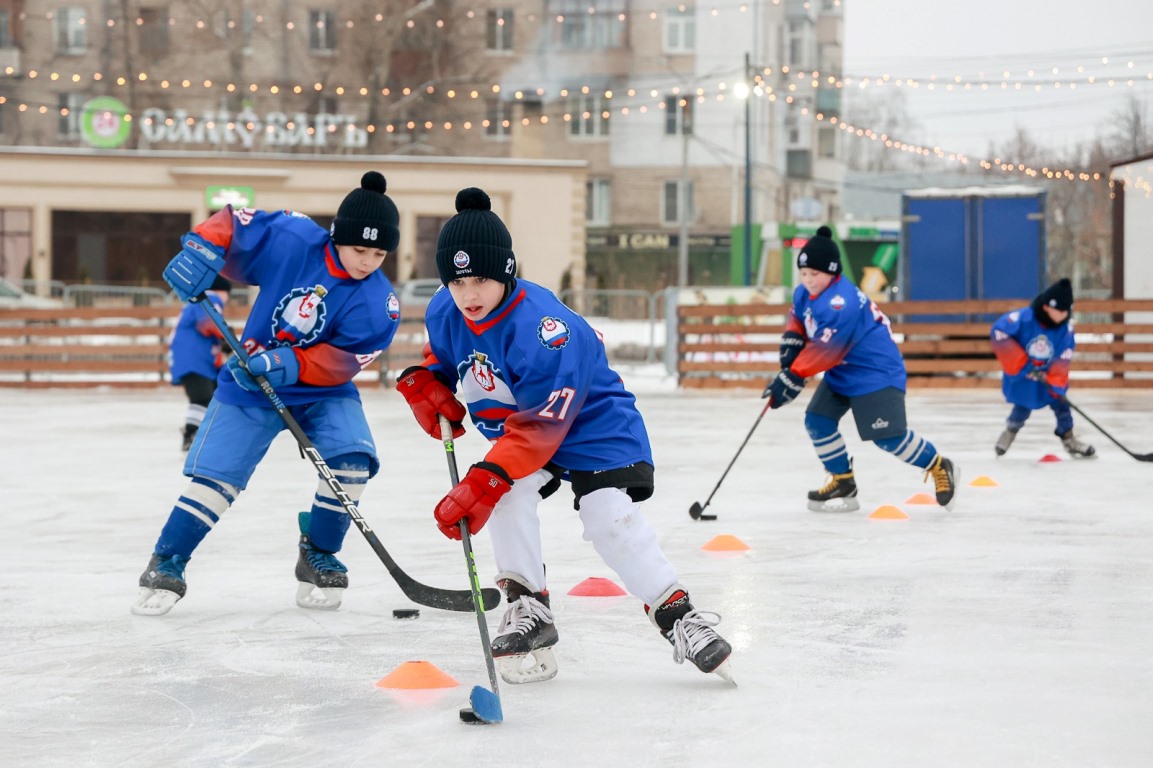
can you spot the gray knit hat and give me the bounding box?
[330,171,400,251]
[435,188,516,285]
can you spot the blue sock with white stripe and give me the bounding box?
[154,476,239,558]
[307,453,370,553]
[804,412,852,475]
[874,429,938,469]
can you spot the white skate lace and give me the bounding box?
[495,595,555,638]
[669,610,722,665]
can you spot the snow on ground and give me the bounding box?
[1,383,1151,767]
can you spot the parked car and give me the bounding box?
[0,278,62,308]
[397,278,443,316]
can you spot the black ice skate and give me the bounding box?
[995,427,1019,456]
[131,553,189,616]
[807,467,859,512]
[181,424,198,452]
[924,454,959,510]
[295,512,348,611]
[647,585,733,683]
[490,572,559,685]
[1059,429,1096,459]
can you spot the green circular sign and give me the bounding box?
[81,96,131,148]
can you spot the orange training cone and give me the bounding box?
[869,505,909,520]
[701,534,751,552]
[375,660,460,690]
[568,577,627,596]
[1039,454,1062,463]
[970,475,999,486]
[904,492,937,505]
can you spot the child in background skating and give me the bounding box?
[133,171,403,616]
[762,225,958,511]
[168,275,232,451]
[396,187,733,683]
[990,278,1095,458]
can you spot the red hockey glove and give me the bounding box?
[433,462,513,540]
[396,366,467,439]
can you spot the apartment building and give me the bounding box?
[0,0,843,290]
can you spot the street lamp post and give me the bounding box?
[743,52,753,287]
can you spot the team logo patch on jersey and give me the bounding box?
[1025,335,1054,362]
[386,291,400,321]
[830,295,846,311]
[272,285,328,345]
[453,251,471,270]
[537,317,571,349]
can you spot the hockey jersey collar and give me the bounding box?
[324,244,351,279]
[465,285,527,335]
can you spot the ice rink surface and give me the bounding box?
[2,377,1151,767]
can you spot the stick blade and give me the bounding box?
[689,502,717,521]
[463,685,503,724]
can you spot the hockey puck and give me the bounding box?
[699,513,718,521]
[392,609,420,619]
[459,707,482,723]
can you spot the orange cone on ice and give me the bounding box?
[568,577,627,596]
[869,505,909,520]
[1039,454,1062,463]
[904,492,936,505]
[701,534,751,552]
[375,660,459,690]
[970,476,999,486]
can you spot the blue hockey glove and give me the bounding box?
[227,348,300,391]
[164,233,225,302]
[779,330,806,370]
[762,369,805,408]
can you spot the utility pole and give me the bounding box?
[743,52,753,286]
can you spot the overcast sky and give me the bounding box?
[841,0,1153,159]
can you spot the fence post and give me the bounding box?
[664,286,679,377]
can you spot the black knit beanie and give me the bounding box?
[796,225,842,276]
[1032,277,1074,326]
[435,188,516,285]
[330,171,400,251]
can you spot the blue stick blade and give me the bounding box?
[468,685,503,723]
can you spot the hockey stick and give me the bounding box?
[195,293,501,612]
[1062,396,1153,462]
[438,415,503,725]
[689,399,772,520]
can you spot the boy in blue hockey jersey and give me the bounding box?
[133,172,403,616]
[168,275,232,451]
[396,188,732,683]
[990,278,1095,458]
[762,226,958,512]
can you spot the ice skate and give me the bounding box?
[807,468,859,512]
[1059,429,1096,459]
[490,573,559,684]
[181,424,198,452]
[647,585,733,683]
[131,553,188,616]
[994,427,1018,456]
[295,512,348,611]
[924,454,958,510]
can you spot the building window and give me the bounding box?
[486,99,511,138]
[663,6,694,53]
[663,94,692,136]
[818,126,836,158]
[57,92,87,139]
[215,9,256,52]
[0,9,12,48]
[487,9,514,52]
[662,180,694,226]
[0,208,33,283]
[568,93,610,138]
[788,19,809,69]
[138,7,170,55]
[310,9,336,53]
[586,179,611,226]
[551,0,627,50]
[55,7,87,54]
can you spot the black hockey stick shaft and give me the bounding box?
[1063,396,1153,462]
[690,398,772,519]
[195,294,501,611]
[439,416,503,701]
